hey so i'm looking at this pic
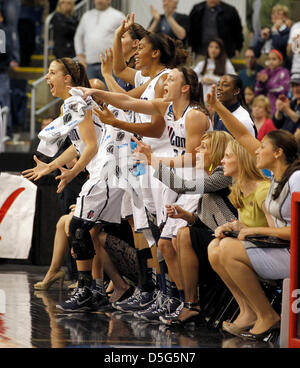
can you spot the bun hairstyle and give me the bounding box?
[127,23,148,68]
[128,23,148,41]
[144,32,189,68]
[57,57,91,88]
[266,130,300,199]
[177,66,210,116]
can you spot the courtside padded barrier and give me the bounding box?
[289,192,300,348]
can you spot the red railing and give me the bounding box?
[289,192,300,348]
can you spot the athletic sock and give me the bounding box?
[78,271,93,290]
[95,278,106,295]
[157,273,166,295]
[169,281,180,300]
[178,289,185,302]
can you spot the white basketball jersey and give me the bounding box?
[67,111,103,179]
[164,103,213,180]
[128,70,150,124]
[97,106,133,171]
[136,69,172,156]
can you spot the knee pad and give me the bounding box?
[69,217,95,260]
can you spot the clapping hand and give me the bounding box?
[256,72,268,83]
[93,103,116,126]
[165,204,185,219]
[100,48,113,76]
[206,84,217,107]
[150,5,160,21]
[22,155,51,181]
[67,85,95,100]
[131,135,153,165]
[55,166,75,193]
[116,13,135,36]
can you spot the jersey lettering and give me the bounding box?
[168,126,186,148]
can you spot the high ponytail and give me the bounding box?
[173,39,190,67]
[177,66,210,116]
[57,57,91,88]
[144,32,189,68]
[77,62,91,88]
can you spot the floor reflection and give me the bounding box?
[221,336,278,348]
[0,272,32,347]
[0,265,281,348]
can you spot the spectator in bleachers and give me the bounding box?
[287,21,300,76]
[74,0,125,82]
[189,0,243,61]
[246,0,292,40]
[238,47,263,89]
[251,95,276,141]
[19,1,47,58]
[273,73,300,134]
[49,0,58,13]
[148,0,189,46]
[254,49,290,115]
[51,0,78,59]
[193,38,235,100]
[246,0,263,40]
[0,0,21,69]
[244,86,255,110]
[251,4,292,66]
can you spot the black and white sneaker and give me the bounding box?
[56,287,93,312]
[159,297,184,324]
[90,288,110,311]
[134,291,166,322]
[112,289,157,313]
[112,288,141,311]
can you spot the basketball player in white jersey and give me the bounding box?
[79,66,212,320]
[22,58,133,312]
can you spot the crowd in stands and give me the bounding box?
[1,0,300,345]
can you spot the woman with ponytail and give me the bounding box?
[22,57,130,312]
[206,84,300,341]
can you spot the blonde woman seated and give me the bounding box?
[152,130,237,325]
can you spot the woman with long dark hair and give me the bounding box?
[194,38,235,99]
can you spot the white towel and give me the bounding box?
[37,88,98,157]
